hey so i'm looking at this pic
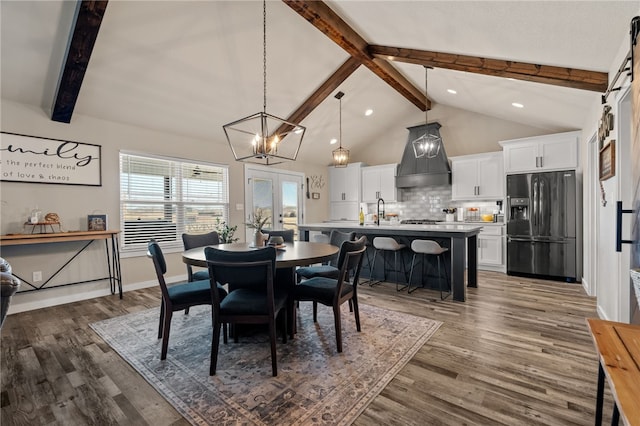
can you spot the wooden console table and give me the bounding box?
[586,318,640,426]
[0,230,122,298]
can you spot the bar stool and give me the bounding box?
[408,239,450,300]
[370,237,408,291]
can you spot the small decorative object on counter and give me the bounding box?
[443,208,457,222]
[30,206,42,224]
[359,207,365,226]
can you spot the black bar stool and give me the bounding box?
[408,239,450,300]
[370,237,408,291]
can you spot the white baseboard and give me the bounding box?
[6,274,186,315]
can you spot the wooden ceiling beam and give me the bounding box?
[283,0,429,111]
[369,45,609,92]
[273,56,361,139]
[51,1,108,123]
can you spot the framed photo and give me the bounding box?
[1,132,102,186]
[88,214,107,231]
[312,192,320,199]
[599,140,615,181]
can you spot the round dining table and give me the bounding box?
[182,241,339,337]
[182,241,339,270]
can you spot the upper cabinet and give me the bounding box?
[329,162,363,202]
[451,152,504,200]
[361,164,398,203]
[499,131,580,174]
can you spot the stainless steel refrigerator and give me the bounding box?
[506,170,577,282]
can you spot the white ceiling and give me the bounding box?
[1,1,638,165]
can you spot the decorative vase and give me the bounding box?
[253,229,265,247]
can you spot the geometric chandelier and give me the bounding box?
[412,66,441,159]
[332,91,349,167]
[222,0,305,165]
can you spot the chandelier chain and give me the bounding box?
[263,0,267,113]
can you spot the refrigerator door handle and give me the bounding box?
[532,177,539,228]
[508,237,534,242]
[616,201,636,252]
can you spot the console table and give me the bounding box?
[0,230,122,298]
[586,318,640,426]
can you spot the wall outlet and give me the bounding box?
[33,271,42,282]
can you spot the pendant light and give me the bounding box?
[332,91,349,167]
[412,66,441,159]
[222,0,305,165]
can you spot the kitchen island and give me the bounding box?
[298,222,482,302]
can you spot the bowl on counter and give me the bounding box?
[481,214,494,222]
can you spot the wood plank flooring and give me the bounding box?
[1,272,614,425]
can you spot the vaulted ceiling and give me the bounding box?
[1,1,638,165]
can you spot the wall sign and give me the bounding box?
[599,140,616,181]
[0,132,101,186]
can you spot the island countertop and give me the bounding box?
[298,222,481,302]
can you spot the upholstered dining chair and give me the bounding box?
[296,230,356,282]
[147,239,227,360]
[182,231,220,282]
[261,229,294,243]
[292,236,367,353]
[205,246,288,376]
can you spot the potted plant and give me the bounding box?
[442,208,457,222]
[214,218,239,244]
[245,208,270,247]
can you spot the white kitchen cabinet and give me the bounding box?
[477,225,505,272]
[500,131,580,174]
[329,163,363,203]
[361,164,398,202]
[451,152,503,200]
[328,162,364,220]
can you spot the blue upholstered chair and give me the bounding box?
[181,231,220,282]
[205,246,287,376]
[147,240,227,360]
[292,236,367,353]
[296,230,356,282]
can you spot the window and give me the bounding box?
[119,152,229,254]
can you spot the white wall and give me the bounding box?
[1,99,329,313]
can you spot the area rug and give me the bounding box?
[90,302,441,425]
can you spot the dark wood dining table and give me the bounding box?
[182,241,339,271]
[182,241,339,337]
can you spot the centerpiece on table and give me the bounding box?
[245,208,271,247]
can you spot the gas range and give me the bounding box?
[400,219,441,225]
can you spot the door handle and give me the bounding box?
[616,201,636,252]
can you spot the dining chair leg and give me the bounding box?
[352,296,361,332]
[158,302,165,339]
[269,317,278,376]
[313,301,318,322]
[210,320,222,375]
[333,305,343,353]
[160,310,172,360]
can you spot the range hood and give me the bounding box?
[396,122,451,188]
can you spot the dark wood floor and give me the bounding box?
[1,271,613,425]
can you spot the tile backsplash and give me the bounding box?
[364,185,503,221]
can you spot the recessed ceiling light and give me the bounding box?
[365,109,373,116]
[512,102,524,108]
[330,138,338,145]
[507,78,516,81]
[447,89,457,94]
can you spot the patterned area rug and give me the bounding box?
[90,302,441,425]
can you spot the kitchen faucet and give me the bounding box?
[376,198,385,225]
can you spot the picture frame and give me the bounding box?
[1,132,102,186]
[599,140,615,181]
[88,214,107,231]
[312,192,320,199]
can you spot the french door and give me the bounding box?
[244,165,304,241]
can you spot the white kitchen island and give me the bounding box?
[298,222,482,302]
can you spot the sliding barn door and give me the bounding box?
[631,16,639,324]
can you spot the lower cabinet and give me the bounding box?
[478,225,505,272]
